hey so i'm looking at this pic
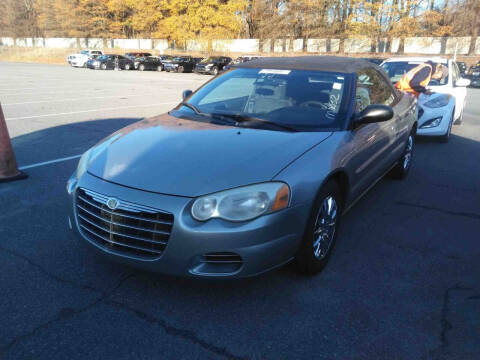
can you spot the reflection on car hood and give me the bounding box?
[87,114,332,197]
[417,92,451,105]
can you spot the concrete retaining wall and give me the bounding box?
[1,36,480,55]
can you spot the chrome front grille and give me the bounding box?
[75,188,173,259]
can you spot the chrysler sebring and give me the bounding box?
[67,57,417,278]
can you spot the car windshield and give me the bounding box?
[172,68,350,132]
[98,55,108,60]
[173,57,189,62]
[382,61,449,86]
[80,50,89,55]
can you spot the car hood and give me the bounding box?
[87,114,332,197]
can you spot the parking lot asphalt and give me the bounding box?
[0,61,479,360]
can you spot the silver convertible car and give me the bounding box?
[67,57,417,278]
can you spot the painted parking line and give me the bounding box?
[5,102,178,121]
[2,94,157,106]
[19,154,82,170]
[1,88,114,97]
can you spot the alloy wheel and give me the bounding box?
[312,196,338,259]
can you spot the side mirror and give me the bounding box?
[455,78,471,87]
[354,104,394,126]
[182,90,193,100]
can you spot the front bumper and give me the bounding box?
[194,67,214,74]
[67,172,308,278]
[164,65,179,72]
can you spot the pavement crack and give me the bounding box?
[395,200,480,221]
[105,299,248,360]
[428,283,473,359]
[0,271,135,356]
[0,244,101,294]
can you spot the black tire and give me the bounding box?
[295,180,343,275]
[389,130,415,179]
[157,65,163,71]
[101,63,107,70]
[124,63,131,70]
[212,66,219,75]
[138,64,145,71]
[178,66,184,73]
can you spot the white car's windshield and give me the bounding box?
[382,61,449,86]
[173,68,350,131]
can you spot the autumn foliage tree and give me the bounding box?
[0,0,478,45]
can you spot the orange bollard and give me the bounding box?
[0,102,27,183]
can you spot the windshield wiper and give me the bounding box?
[211,113,297,132]
[179,102,210,117]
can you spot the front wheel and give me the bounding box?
[101,63,107,70]
[439,109,454,143]
[124,63,131,70]
[212,66,219,75]
[177,66,184,73]
[295,180,342,275]
[389,131,414,179]
[138,64,145,71]
[157,65,163,71]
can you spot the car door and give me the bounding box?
[348,68,400,196]
[449,61,467,120]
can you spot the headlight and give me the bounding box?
[191,182,290,222]
[420,117,442,129]
[93,61,100,65]
[423,95,451,108]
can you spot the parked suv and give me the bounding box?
[194,56,232,75]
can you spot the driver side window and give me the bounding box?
[355,69,395,112]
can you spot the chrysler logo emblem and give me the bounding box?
[106,198,120,210]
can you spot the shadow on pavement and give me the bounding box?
[11,117,142,167]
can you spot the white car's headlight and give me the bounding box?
[420,117,442,129]
[423,95,451,108]
[191,182,290,222]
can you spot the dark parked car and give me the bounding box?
[456,61,467,75]
[135,56,163,71]
[67,56,417,278]
[85,55,101,69]
[466,66,480,88]
[223,56,262,72]
[164,56,197,73]
[157,55,174,71]
[194,56,232,75]
[125,52,152,61]
[90,55,135,70]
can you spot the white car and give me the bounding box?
[381,57,470,142]
[67,50,103,67]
